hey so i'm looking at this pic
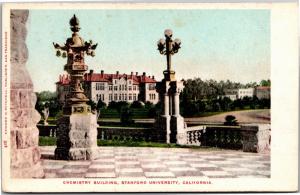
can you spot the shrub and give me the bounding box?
[224,115,238,126]
[131,101,144,109]
[120,106,134,124]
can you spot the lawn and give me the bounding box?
[38,136,220,150]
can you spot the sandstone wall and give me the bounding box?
[10,10,44,178]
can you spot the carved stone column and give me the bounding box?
[155,81,171,143]
[170,81,185,144]
[10,10,44,178]
[173,92,180,116]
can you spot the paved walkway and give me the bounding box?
[40,146,270,179]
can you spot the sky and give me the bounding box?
[26,9,270,92]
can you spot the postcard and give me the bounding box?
[1,2,298,193]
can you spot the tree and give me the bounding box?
[95,100,106,119]
[260,79,271,86]
[131,101,144,109]
[37,91,57,101]
[144,101,154,109]
[35,91,61,118]
[87,100,97,112]
[219,97,232,111]
[97,99,106,109]
[108,101,118,109]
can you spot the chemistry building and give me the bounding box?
[56,70,159,105]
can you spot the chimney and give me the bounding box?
[101,70,104,75]
[131,71,133,75]
[152,76,155,79]
[116,71,119,75]
[90,69,94,75]
[136,72,138,76]
[148,76,151,78]
[143,72,146,76]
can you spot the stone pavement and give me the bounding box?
[40,146,270,179]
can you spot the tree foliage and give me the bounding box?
[179,77,270,117]
[260,79,271,86]
[35,91,61,117]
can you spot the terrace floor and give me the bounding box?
[40,146,270,179]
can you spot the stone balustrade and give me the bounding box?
[186,126,206,146]
[240,124,271,153]
[37,125,165,142]
[37,123,271,153]
[185,124,270,152]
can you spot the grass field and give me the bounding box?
[38,136,220,150]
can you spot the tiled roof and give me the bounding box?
[256,86,271,90]
[56,74,70,85]
[57,72,157,85]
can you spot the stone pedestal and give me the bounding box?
[155,115,171,143]
[241,124,271,153]
[10,10,44,178]
[55,112,99,160]
[170,116,186,144]
[155,72,186,144]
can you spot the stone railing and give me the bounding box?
[240,124,271,153]
[201,126,243,149]
[185,124,271,152]
[37,123,270,153]
[37,124,165,142]
[97,127,165,142]
[185,125,206,146]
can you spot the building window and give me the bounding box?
[109,94,112,101]
[133,86,137,91]
[125,85,127,91]
[114,94,117,101]
[96,83,105,90]
[119,94,122,100]
[148,84,156,90]
[122,85,124,91]
[125,94,127,101]
[119,85,121,90]
[128,86,132,91]
[122,94,124,101]
[133,94,137,101]
[129,94,132,100]
[114,86,118,91]
[149,94,156,100]
[129,80,132,84]
[109,85,113,90]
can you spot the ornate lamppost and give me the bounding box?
[157,29,181,81]
[53,15,99,160]
[156,29,186,144]
[53,14,97,114]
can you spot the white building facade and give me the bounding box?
[219,87,270,100]
[237,88,255,99]
[56,70,159,106]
